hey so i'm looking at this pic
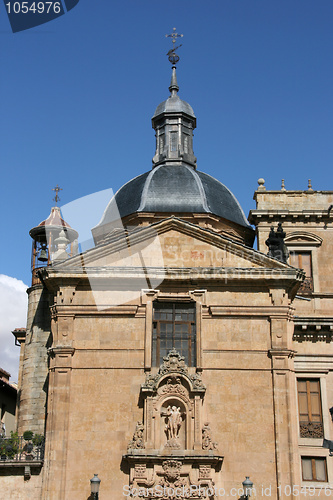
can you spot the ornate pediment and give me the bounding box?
[142,349,206,395]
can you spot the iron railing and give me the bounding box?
[0,435,44,462]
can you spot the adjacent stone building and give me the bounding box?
[0,368,17,437]
[2,58,333,500]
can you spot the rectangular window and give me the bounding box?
[152,303,196,367]
[290,251,313,293]
[302,457,327,482]
[297,379,323,438]
[170,132,178,152]
[159,134,164,153]
[184,135,189,154]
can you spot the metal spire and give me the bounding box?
[52,184,62,205]
[165,28,183,96]
[169,66,179,96]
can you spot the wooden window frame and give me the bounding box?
[297,378,323,438]
[301,457,327,482]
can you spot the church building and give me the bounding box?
[2,45,333,500]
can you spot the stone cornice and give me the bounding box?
[42,265,303,281]
[249,209,333,224]
[123,451,223,464]
[50,305,139,316]
[294,317,333,327]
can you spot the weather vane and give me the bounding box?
[165,27,183,66]
[52,184,62,205]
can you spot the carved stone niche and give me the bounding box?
[124,350,223,499]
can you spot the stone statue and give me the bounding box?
[165,406,182,441]
[127,421,145,450]
[265,223,289,263]
[202,422,218,451]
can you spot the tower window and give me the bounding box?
[301,457,327,482]
[297,379,323,438]
[152,303,196,367]
[184,135,189,154]
[170,132,178,152]
[159,135,164,153]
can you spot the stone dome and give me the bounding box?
[95,164,251,230]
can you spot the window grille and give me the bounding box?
[152,303,196,367]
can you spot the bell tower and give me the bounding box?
[29,185,78,286]
[18,187,78,435]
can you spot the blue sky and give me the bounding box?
[0,0,332,378]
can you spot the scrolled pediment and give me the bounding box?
[141,349,206,395]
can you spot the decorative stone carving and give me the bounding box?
[300,421,323,439]
[161,459,182,482]
[133,463,147,479]
[124,349,223,498]
[160,375,187,397]
[199,465,212,479]
[125,456,221,500]
[128,421,145,451]
[142,349,205,393]
[202,423,218,451]
[298,277,314,294]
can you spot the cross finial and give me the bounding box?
[52,184,62,205]
[166,28,183,66]
[165,27,183,47]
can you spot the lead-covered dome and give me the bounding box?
[152,94,195,120]
[93,164,252,232]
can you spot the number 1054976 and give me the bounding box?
[5,2,62,14]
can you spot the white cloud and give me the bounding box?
[0,275,28,383]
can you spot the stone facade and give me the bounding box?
[2,66,333,500]
[3,181,333,499]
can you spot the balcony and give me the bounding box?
[0,434,44,478]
